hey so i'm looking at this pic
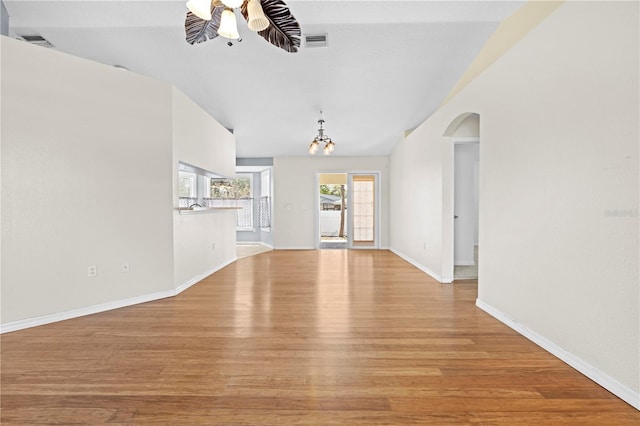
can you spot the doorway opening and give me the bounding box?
[316,172,380,250]
[453,141,479,280]
[234,164,274,257]
[443,112,480,282]
[318,173,347,249]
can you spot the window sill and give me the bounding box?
[176,207,241,215]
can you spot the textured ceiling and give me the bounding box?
[4,0,524,157]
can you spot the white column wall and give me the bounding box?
[1,37,174,323]
[1,37,238,329]
[171,88,237,289]
[390,1,639,400]
[390,127,445,280]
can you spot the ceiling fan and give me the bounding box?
[185,0,301,53]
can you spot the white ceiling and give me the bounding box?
[4,0,524,157]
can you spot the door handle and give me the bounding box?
[454,215,459,219]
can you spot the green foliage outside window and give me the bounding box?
[320,184,347,197]
[211,177,251,199]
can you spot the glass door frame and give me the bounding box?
[347,172,380,249]
[314,171,348,249]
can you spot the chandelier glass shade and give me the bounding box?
[186,0,213,20]
[308,116,335,156]
[247,0,270,32]
[218,8,240,39]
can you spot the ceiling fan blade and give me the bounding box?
[241,0,301,53]
[185,6,224,45]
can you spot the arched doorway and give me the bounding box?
[444,113,480,281]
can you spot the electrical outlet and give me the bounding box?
[88,265,97,277]
[211,243,216,251]
[121,263,130,273]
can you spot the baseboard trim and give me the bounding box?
[275,246,390,251]
[275,246,315,250]
[237,241,274,249]
[1,257,238,335]
[389,248,445,283]
[454,259,475,266]
[475,298,640,411]
[0,289,174,334]
[174,257,237,295]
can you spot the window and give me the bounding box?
[177,162,224,209]
[260,169,271,231]
[208,174,254,231]
[352,175,375,245]
[178,171,197,198]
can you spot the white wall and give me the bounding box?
[390,124,445,280]
[390,1,639,405]
[171,88,236,289]
[273,157,389,249]
[1,37,174,323]
[1,37,238,329]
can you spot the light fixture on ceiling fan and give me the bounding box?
[309,112,335,156]
[218,7,241,39]
[185,0,301,52]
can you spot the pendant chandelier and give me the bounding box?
[308,112,335,156]
[185,0,301,52]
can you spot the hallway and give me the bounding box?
[2,250,638,424]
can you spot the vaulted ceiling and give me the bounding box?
[3,0,524,157]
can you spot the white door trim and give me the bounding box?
[449,137,479,281]
[348,171,381,250]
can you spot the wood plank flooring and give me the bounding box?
[2,250,638,424]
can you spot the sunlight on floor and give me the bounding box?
[236,244,273,259]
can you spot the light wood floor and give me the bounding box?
[236,243,273,259]
[2,250,638,424]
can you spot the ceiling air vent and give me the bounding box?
[19,34,54,48]
[304,34,328,49]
